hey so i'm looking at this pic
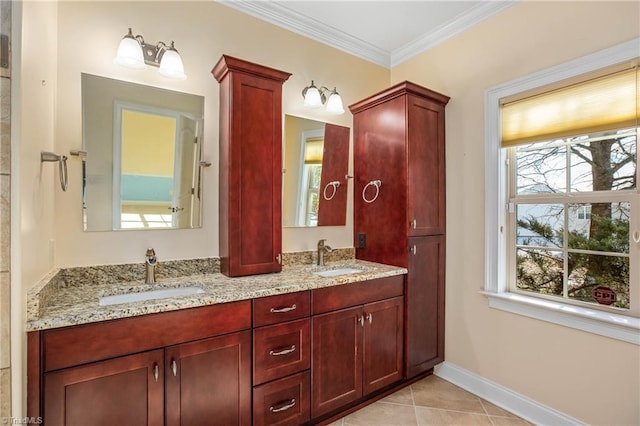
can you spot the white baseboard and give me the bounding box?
[435,361,585,426]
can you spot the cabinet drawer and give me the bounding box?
[253,371,310,426]
[312,275,404,314]
[42,301,251,372]
[253,291,310,327]
[254,318,310,385]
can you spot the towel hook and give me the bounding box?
[41,151,68,192]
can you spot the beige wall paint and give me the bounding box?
[121,112,175,176]
[13,0,58,417]
[14,0,389,416]
[391,2,640,425]
[52,1,388,267]
[15,0,639,422]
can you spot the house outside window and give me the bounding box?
[509,128,636,311]
[484,39,640,344]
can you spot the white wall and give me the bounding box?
[392,2,640,425]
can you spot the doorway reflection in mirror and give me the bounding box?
[81,73,205,231]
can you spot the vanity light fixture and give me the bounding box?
[114,28,186,80]
[302,80,345,114]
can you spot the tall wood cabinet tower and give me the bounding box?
[349,82,449,378]
[213,55,291,277]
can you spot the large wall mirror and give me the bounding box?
[82,73,205,231]
[283,115,350,227]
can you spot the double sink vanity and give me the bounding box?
[27,53,449,425]
[27,252,408,425]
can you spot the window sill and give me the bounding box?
[481,291,640,345]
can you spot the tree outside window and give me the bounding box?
[512,128,636,310]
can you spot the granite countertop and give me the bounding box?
[27,258,407,332]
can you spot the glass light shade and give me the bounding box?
[325,91,345,115]
[158,47,186,80]
[303,86,323,108]
[114,34,145,69]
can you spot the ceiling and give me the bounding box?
[219,1,516,68]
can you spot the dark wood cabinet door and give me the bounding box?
[213,55,291,277]
[165,330,252,426]
[311,306,363,417]
[350,81,449,381]
[317,123,350,226]
[352,94,409,268]
[363,296,404,395]
[43,349,164,426]
[405,235,445,378]
[407,94,446,237]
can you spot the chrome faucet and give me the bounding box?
[317,239,333,266]
[145,248,157,284]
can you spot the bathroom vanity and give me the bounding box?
[32,53,448,424]
[27,259,409,425]
[33,301,252,425]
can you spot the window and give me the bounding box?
[509,129,636,312]
[297,132,324,226]
[300,163,322,226]
[484,39,640,344]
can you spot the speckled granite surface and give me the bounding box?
[27,250,406,332]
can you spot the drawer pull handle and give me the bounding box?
[270,398,296,413]
[171,359,177,377]
[367,313,373,324]
[269,345,296,356]
[270,304,297,313]
[153,363,159,382]
[357,315,364,327]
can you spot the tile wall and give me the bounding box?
[0,0,11,419]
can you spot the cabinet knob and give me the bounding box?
[366,313,372,324]
[357,315,365,327]
[411,219,417,229]
[410,245,417,255]
[269,345,296,356]
[171,359,177,377]
[153,363,159,382]
[270,399,296,413]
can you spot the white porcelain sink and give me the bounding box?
[99,286,205,306]
[313,267,364,278]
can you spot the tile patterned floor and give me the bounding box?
[328,375,532,426]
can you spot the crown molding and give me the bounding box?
[390,1,517,67]
[218,0,390,67]
[218,0,517,69]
